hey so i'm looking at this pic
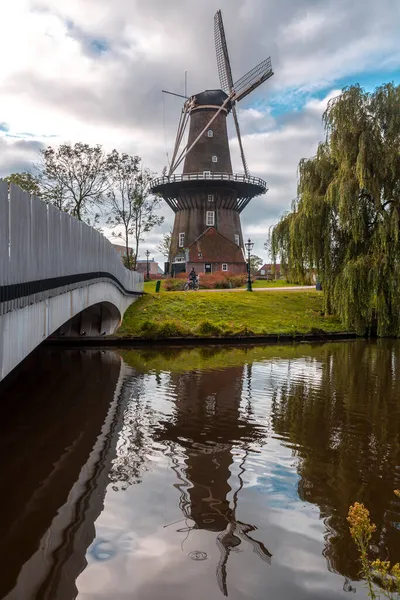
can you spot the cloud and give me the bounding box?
[0,0,399,263]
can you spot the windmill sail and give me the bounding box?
[231,105,250,178]
[214,10,234,93]
[233,57,274,103]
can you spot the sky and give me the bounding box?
[0,0,399,265]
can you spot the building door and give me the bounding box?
[205,263,212,273]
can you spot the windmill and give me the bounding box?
[151,9,274,276]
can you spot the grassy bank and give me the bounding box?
[143,280,301,293]
[118,290,346,338]
[241,280,302,288]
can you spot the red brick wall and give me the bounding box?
[183,108,232,174]
[170,206,244,260]
[187,262,246,274]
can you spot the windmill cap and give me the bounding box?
[192,89,232,110]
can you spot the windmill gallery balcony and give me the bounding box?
[150,172,268,213]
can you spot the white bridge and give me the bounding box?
[0,182,143,383]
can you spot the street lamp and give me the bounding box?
[145,249,150,280]
[245,238,254,292]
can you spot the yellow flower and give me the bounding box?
[347,502,376,542]
[371,559,390,576]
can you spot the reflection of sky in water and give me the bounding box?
[253,464,301,508]
[87,528,138,563]
[77,351,371,600]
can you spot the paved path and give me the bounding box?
[198,286,315,292]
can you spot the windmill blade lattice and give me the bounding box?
[214,10,234,93]
[233,57,273,102]
[231,104,250,178]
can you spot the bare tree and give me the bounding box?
[107,153,164,270]
[38,143,110,223]
[130,169,164,270]
[157,231,172,259]
[106,151,140,270]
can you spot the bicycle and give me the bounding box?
[183,277,199,291]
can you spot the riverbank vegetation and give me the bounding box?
[348,497,400,598]
[118,290,345,338]
[272,83,400,337]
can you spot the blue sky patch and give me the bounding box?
[251,68,400,119]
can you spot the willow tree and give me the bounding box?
[272,83,400,336]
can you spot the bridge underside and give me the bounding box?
[0,282,138,383]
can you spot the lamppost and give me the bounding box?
[245,238,254,292]
[145,249,150,281]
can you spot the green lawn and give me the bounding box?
[143,279,303,293]
[118,290,346,338]
[143,280,158,293]
[243,280,303,288]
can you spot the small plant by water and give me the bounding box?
[348,493,400,598]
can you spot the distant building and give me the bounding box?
[112,243,134,259]
[257,263,281,279]
[136,259,163,276]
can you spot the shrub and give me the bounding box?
[197,320,224,336]
[227,273,247,288]
[164,271,247,291]
[157,320,190,337]
[139,319,189,338]
[198,271,246,290]
[163,278,184,291]
[139,320,160,338]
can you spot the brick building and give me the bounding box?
[112,243,134,259]
[257,263,282,280]
[135,259,163,276]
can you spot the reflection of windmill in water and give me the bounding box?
[156,364,272,596]
[151,10,273,275]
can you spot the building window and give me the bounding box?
[207,130,213,137]
[222,263,228,272]
[179,232,185,247]
[260,269,265,275]
[203,171,211,177]
[212,155,218,163]
[208,194,214,203]
[234,234,239,245]
[206,211,215,226]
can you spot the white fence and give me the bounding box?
[0,181,143,315]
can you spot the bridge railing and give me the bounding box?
[0,182,143,315]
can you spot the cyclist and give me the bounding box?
[189,268,197,284]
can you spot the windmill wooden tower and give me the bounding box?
[150,10,274,275]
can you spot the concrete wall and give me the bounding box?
[0,182,144,382]
[0,182,143,315]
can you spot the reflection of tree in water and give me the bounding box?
[155,363,272,596]
[270,340,400,581]
[109,374,160,491]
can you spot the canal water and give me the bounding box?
[0,340,400,599]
